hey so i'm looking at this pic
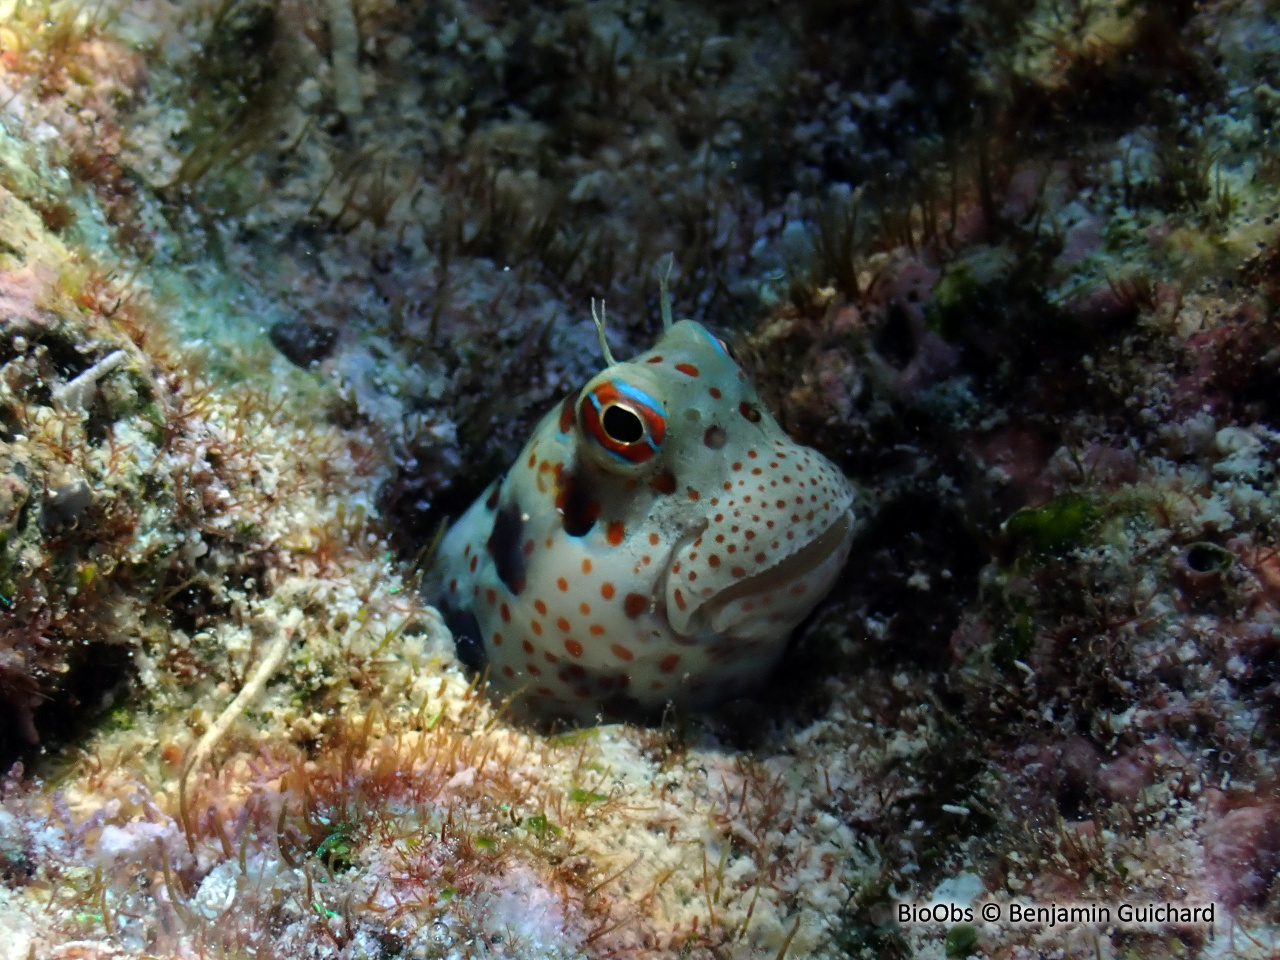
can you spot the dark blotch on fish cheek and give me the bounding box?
[556,469,600,537]
[442,605,487,672]
[487,502,528,594]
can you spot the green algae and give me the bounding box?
[523,814,562,840]
[1003,495,1100,556]
[992,594,1037,669]
[315,825,359,872]
[945,923,980,958]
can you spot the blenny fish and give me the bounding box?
[432,289,856,722]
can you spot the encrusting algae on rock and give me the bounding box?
[9,0,1280,957]
[432,284,856,722]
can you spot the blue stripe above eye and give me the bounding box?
[611,380,664,414]
[699,327,730,358]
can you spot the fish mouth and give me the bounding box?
[698,512,852,624]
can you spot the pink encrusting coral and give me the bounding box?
[1202,796,1280,909]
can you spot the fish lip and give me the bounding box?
[697,510,853,622]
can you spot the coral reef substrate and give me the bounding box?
[3,0,1280,957]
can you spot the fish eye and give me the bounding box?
[602,404,645,443]
[581,380,666,466]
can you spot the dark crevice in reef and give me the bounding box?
[844,492,987,668]
[0,644,134,772]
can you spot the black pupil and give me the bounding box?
[602,404,645,444]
